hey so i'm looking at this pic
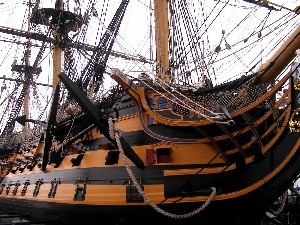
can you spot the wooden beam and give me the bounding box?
[58,72,144,168]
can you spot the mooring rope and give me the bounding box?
[269,191,288,215]
[108,117,216,219]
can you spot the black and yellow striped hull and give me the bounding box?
[0,68,300,225]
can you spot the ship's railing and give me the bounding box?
[143,77,287,118]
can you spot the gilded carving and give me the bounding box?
[289,108,300,132]
[294,79,300,90]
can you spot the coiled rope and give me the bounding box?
[108,117,216,219]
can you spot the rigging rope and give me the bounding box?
[132,74,234,124]
[108,117,216,219]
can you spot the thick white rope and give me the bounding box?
[269,191,288,215]
[108,118,216,219]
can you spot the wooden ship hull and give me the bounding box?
[0,64,300,224]
[0,1,300,225]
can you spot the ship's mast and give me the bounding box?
[22,47,30,131]
[154,0,170,83]
[29,0,83,105]
[22,0,33,130]
[52,0,63,87]
[10,0,34,131]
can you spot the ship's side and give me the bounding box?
[0,1,299,225]
[0,60,299,225]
